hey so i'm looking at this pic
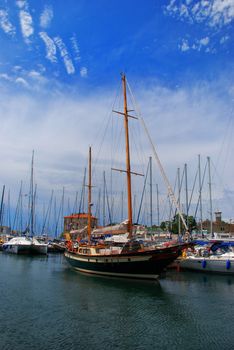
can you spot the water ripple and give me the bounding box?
[0,253,234,350]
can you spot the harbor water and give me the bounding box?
[0,252,234,350]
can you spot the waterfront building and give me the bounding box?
[202,211,234,237]
[63,213,98,240]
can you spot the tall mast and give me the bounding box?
[30,150,34,235]
[121,191,124,222]
[149,156,153,227]
[79,168,86,213]
[198,154,203,234]
[184,163,189,227]
[104,171,112,224]
[33,184,37,234]
[103,171,106,226]
[122,74,133,237]
[7,189,11,229]
[177,168,181,236]
[61,187,65,234]
[87,146,92,244]
[156,184,160,226]
[0,185,5,231]
[207,156,213,236]
[54,197,57,237]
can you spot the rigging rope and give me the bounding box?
[126,78,189,231]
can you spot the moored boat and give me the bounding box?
[2,236,32,254]
[65,240,186,279]
[2,236,48,255]
[48,239,66,253]
[31,237,48,255]
[177,241,234,274]
[65,74,188,279]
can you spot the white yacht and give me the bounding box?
[2,236,48,255]
[178,244,234,274]
[2,236,33,254]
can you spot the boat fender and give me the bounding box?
[202,260,206,268]
[226,260,231,270]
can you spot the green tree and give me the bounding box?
[171,213,197,234]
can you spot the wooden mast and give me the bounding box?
[87,146,92,244]
[122,74,133,238]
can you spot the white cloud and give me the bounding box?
[180,39,190,51]
[220,35,229,44]
[54,36,75,75]
[0,91,110,204]
[16,1,34,42]
[211,0,234,26]
[39,31,57,63]
[0,78,233,222]
[199,36,209,46]
[0,9,16,36]
[0,68,59,93]
[179,36,213,52]
[16,1,27,9]
[165,0,234,28]
[12,65,23,72]
[28,70,41,78]
[40,5,53,29]
[80,67,88,78]
[70,34,81,61]
[18,9,34,42]
[27,70,44,83]
[0,73,12,81]
[15,77,29,88]
[36,64,46,73]
[26,70,48,87]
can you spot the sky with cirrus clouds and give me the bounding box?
[0,0,233,232]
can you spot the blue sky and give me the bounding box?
[0,0,234,232]
[0,0,233,87]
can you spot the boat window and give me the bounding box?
[78,248,91,254]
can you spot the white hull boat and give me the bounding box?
[31,238,48,255]
[178,255,234,274]
[2,236,48,255]
[2,237,32,254]
[178,245,234,274]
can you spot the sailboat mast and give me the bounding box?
[0,185,5,231]
[87,146,92,244]
[198,154,203,234]
[149,156,153,227]
[207,156,213,236]
[30,150,34,235]
[103,171,106,226]
[122,74,133,237]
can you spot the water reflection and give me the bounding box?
[1,253,234,350]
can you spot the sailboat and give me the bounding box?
[65,74,187,279]
[177,241,234,274]
[2,152,48,255]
